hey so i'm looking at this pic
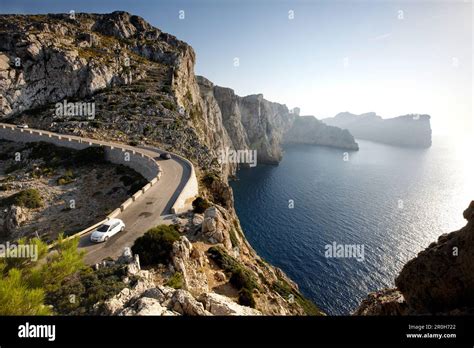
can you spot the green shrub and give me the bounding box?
[166,272,183,289]
[229,228,239,248]
[31,166,55,179]
[1,188,43,208]
[202,172,219,188]
[207,246,258,308]
[131,225,180,266]
[0,235,85,315]
[162,100,176,111]
[238,288,256,308]
[192,197,210,214]
[28,142,74,161]
[57,169,75,185]
[0,268,51,315]
[272,280,322,316]
[46,264,134,315]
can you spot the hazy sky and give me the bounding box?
[1,0,472,136]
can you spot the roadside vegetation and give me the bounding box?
[131,225,180,266]
[0,235,135,315]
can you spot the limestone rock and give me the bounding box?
[201,206,233,250]
[1,205,29,237]
[170,236,209,296]
[199,292,262,316]
[171,289,211,316]
[214,271,226,282]
[395,200,474,313]
[353,288,409,315]
[323,112,432,148]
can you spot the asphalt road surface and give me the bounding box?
[79,145,191,265]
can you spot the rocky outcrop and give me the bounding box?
[199,292,262,315]
[323,112,432,148]
[201,206,234,251]
[353,288,408,315]
[197,77,359,166]
[394,201,474,314]
[355,201,474,315]
[283,116,359,150]
[0,205,29,237]
[170,236,209,296]
[100,248,262,316]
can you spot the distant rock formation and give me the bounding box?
[197,76,359,165]
[323,112,432,148]
[283,116,359,150]
[355,201,474,315]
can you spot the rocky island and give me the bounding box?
[323,112,432,148]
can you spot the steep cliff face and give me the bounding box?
[211,86,294,165]
[355,201,474,315]
[196,77,359,166]
[323,112,432,148]
[0,11,192,117]
[283,116,359,150]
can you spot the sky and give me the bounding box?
[0,0,472,136]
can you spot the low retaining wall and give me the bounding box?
[0,123,162,244]
[170,154,199,214]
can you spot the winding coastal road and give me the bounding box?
[80,145,191,265]
[0,123,192,265]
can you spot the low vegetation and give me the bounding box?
[165,271,183,289]
[207,246,259,308]
[0,188,43,208]
[192,197,211,214]
[57,169,75,185]
[272,280,322,316]
[46,264,137,315]
[131,225,180,266]
[0,236,84,315]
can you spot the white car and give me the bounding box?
[90,218,125,243]
[16,124,29,129]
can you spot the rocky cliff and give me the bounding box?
[355,201,474,315]
[323,112,432,148]
[197,77,359,165]
[0,11,324,316]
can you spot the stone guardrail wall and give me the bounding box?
[170,153,199,214]
[0,123,162,244]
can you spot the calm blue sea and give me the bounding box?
[230,137,473,315]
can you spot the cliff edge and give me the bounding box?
[355,201,474,315]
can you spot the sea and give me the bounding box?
[230,137,473,315]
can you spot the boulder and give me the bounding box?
[1,205,30,237]
[170,289,211,316]
[201,206,233,250]
[198,292,262,316]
